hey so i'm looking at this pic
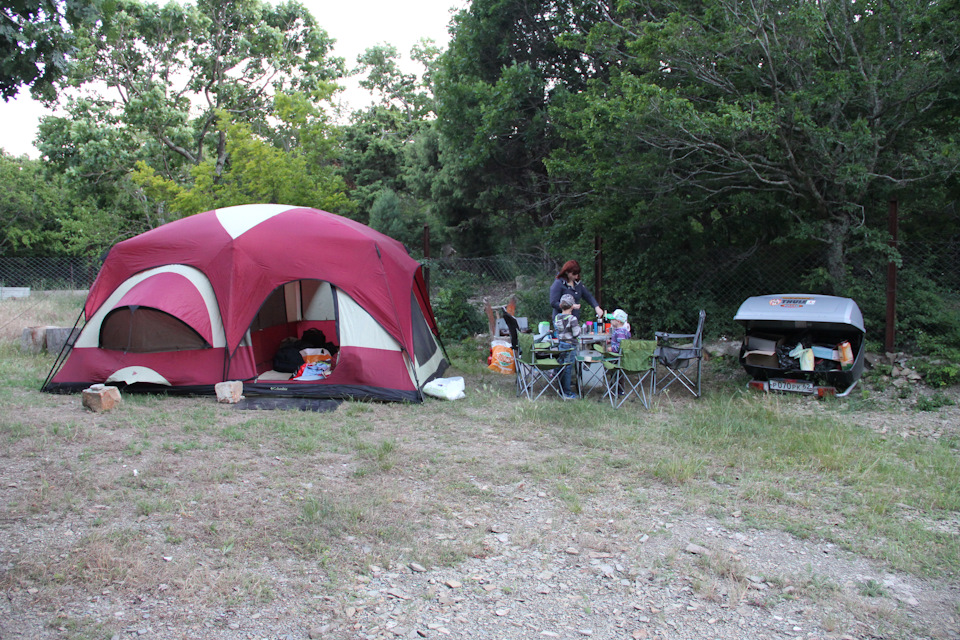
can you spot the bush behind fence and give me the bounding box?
[426,240,960,348]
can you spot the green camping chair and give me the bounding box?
[503,311,575,400]
[502,312,570,400]
[602,339,656,409]
[527,337,576,400]
[515,336,574,400]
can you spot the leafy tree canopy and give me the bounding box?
[32,0,348,242]
[0,150,71,254]
[430,0,616,255]
[547,0,960,293]
[0,0,113,101]
[341,42,440,219]
[65,0,343,178]
[131,105,354,217]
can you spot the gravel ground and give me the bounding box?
[4,476,956,640]
[1,349,959,640]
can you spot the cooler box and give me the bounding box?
[734,294,865,395]
[577,349,606,395]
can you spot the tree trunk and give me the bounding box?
[823,217,851,293]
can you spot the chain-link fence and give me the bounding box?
[0,256,102,291]
[2,238,958,346]
[5,242,953,300]
[423,238,960,345]
[898,240,960,294]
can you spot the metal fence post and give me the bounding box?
[594,235,603,309]
[423,224,431,293]
[885,199,898,354]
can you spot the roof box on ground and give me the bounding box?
[734,294,865,394]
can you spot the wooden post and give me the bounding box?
[885,199,898,354]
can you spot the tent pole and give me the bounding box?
[41,307,85,391]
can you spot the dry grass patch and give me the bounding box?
[0,292,85,343]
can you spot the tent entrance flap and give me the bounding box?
[247,279,340,374]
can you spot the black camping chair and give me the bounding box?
[502,312,531,399]
[654,309,706,398]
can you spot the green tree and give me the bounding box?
[340,106,413,216]
[368,188,430,253]
[69,0,341,177]
[132,113,353,216]
[341,42,439,218]
[0,0,112,101]
[431,0,613,255]
[35,0,346,236]
[555,0,960,292]
[0,149,112,257]
[0,150,71,254]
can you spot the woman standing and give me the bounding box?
[549,260,603,321]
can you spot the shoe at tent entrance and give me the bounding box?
[42,204,449,403]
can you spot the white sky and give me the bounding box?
[0,0,466,159]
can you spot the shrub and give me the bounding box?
[915,392,955,412]
[432,276,486,340]
[913,353,960,388]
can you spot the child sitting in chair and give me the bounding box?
[607,308,632,397]
[608,309,632,353]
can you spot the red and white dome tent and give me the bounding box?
[44,204,449,403]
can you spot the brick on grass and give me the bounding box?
[82,385,122,412]
[215,381,244,403]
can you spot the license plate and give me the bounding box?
[769,378,814,394]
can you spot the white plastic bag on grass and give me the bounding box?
[423,376,466,400]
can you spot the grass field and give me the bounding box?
[1,292,958,639]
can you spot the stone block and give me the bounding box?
[705,340,741,359]
[20,326,53,354]
[215,381,244,403]
[1,287,30,300]
[82,385,122,412]
[45,327,80,354]
[515,275,537,290]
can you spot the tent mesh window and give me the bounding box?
[99,306,209,352]
[411,291,439,365]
